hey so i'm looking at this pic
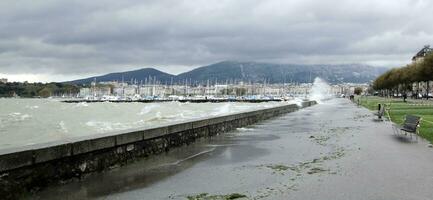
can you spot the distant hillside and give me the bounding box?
[68,61,388,85]
[177,61,388,84]
[68,68,175,85]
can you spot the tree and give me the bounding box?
[354,87,363,95]
[38,87,52,97]
[372,52,433,99]
[0,82,81,97]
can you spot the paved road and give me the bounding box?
[34,98,433,200]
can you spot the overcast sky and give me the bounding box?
[1,0,433,82]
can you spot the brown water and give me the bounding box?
[0,99,295,150]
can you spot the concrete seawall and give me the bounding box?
[0,101,316,198]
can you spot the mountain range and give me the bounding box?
[67,61,388,85]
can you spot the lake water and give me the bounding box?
[0,98,300,150]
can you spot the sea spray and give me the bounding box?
[288,98,304,107]
[310,77,333,103]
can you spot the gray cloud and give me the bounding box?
[1,0,433,82]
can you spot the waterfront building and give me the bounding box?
[412,45,432,63]
[79,88,91,97]
[409,46,433,97]
[79,85,112,98]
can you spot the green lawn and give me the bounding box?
[356,96,433,143]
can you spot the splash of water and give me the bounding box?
[287,98,304,107]
[309,77,333,103]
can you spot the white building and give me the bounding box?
[79,88,91,97]
[79,86,112,98]
[412,45,432,63]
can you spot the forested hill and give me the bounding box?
[0,82,79,98]
[68,61,388,85]
[177,61,388,84]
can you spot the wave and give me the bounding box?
[75,102,89,107]
[58,121,68,133]
[25,105,39,110]
[211,103,232,116]
[138,104,160,115]
[85,121,132,132]
[8,112,31,121]
[236,127,255,132]
[146,112,192,122]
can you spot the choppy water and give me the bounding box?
[0,99,294,150]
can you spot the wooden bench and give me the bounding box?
[393,115,421,140]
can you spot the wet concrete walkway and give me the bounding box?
[34,98,433,200]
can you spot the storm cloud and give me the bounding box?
[1,0,433,82]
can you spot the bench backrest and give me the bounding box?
[403,115,421,131]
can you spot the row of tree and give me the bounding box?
[0,82,80,98]
[372,52,433,97]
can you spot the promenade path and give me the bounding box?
[34,98,433,200]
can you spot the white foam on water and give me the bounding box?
[133,120,146,126]
[177,112,186,119]
[10,112,21,116]
[8,112,31,121]
[85,121,131,133]
[211,104,232,116]
[75,102,89,107]
[155,111,162,119]
[58,121,68,133]
[236,127,255,132]
[138,104,160,115]
[26,105,39,110]
[160,113,188,122]
[21,114,31,120]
